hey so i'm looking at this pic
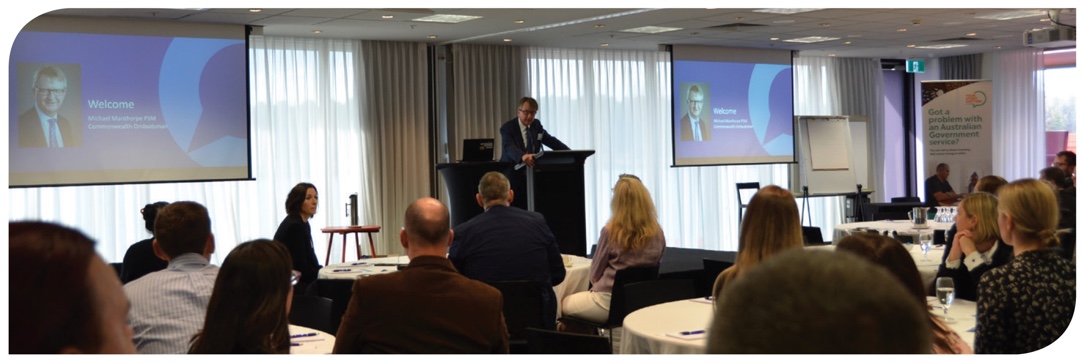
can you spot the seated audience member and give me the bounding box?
[713,185,803,299]
[9,221,136,354]
[935,192,1011,302]
[707,249,930,354]
[190,239,294,354]
[1039,166,1076,230]
[124,201,219,354]
[562,174,666,325]
[976,179,1075,354]
[1053,150,1076,186]
[334,197,509,353]
[941,175,1008,265]
[449,171,566,330]
[121,201,170,283]
[836,233,972,354]
[274,182,322,293]
[925,163,962,207]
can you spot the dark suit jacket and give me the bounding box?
[499,118,569,164]
[120,238,169,284]
[274,215,322,288]
[935,238,1013,301]
[18,108,79,148]
[449,205,566,329]
[679,113,712,141]
[332,256,509,354]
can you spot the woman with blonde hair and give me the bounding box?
[935,192,1012,301]
[975,179,1075,354]
[561,174,666,325]
[836,233,972,354]
[712,185,803,299]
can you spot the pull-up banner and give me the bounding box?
[920,80,993,196]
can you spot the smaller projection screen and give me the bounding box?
[670,45,795,166]
[9,16,251,187]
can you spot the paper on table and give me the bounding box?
[665,330,707,340]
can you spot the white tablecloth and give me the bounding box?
[316,254,593,318]
[289,324,335,354]
[927,296,977,351]
[833,220,952,244]
[807,244,945,291]
[620,298,712,354]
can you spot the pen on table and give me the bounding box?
[291,343,301,347]
[332,269,352,272]
[351,262,367,265]
[291,332,318,338]
[680,330,705,335]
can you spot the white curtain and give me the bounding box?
[526,47,790,252]
[982,49,1046,181]
[7,36,428,264]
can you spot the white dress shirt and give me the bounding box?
[124,253,219,354]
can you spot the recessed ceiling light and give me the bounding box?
[897,28,908,32]
[915,44,967,49]
[600,43,610,47]
[976,10,1047,20]
[382,15,394,19]
[907,44,916,48]
[829,54,837,57]
[783,36,840,43]
[820,23,831,27]
[503,38,513,42]
[413,14,483,23]
[620,26,682,34]
[995,46,1003,49]
[249,9,262,13]
[753,9,824,15]
[427,35,438,39]
[773,20,795,24]
[514,20,525,24]
[1040,18,1051,22]
[312,30,322,34]
[595,24,605,28]
[770,37,780,41]
[843,41,852,45]
[966,32,977,36]
[736,17,745,20]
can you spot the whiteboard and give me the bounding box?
[790,116,868,195]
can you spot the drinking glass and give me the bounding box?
[919,231,933,260]
[935,277,956,322]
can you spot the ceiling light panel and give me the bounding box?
[753,9,825,15]
[413,14,482,23]
[620,26,683,34]
[783,36,840,43]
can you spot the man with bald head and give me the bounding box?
[334,197,509,353]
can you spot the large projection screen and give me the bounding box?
[670,45,795,166]
[9,16,252,187]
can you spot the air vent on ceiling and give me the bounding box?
[705,23,768,31]
[931,37,987,42]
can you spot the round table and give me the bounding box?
[927,296,977,351]
[289,324,336,354]
[834,220,952,244]
[620,298,712,354]
[806,243,946,293]
[317,254,594,318]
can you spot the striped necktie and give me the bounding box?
[48,118,59,148]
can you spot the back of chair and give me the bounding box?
[623,278,697,316]
[289,294,335,335]
[309,278,356,335]
[486,280,548,351]
[891,196,921,203]
[802,226,825,246]
[604,265,660,327]
[525,327,611,354]
[701,258,734,297]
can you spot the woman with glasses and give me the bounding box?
[560,174,666,328]
[190,239,296,354]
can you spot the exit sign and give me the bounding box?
[907,59,925,73]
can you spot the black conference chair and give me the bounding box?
[309,278,356,335]
[802,226,826,246]
[289,294,335,335]
[525,327,611,354]
[700,258,734,297]
[109,262,123,280]
[622,278,697,315]
[891,196,921,203]
[558,265,659,347]
[736,182,761,225]
[486,280,548,354]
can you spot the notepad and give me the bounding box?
[665,330,707,340]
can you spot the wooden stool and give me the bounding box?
[320,225,381,264]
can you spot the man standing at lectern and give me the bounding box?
[499,97,569,168]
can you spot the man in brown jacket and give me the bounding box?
[332,197,509,353]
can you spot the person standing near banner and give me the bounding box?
[925,163,962,207]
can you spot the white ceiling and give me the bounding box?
[43,7,1077,59]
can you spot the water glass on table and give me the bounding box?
[935,277,956,322]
